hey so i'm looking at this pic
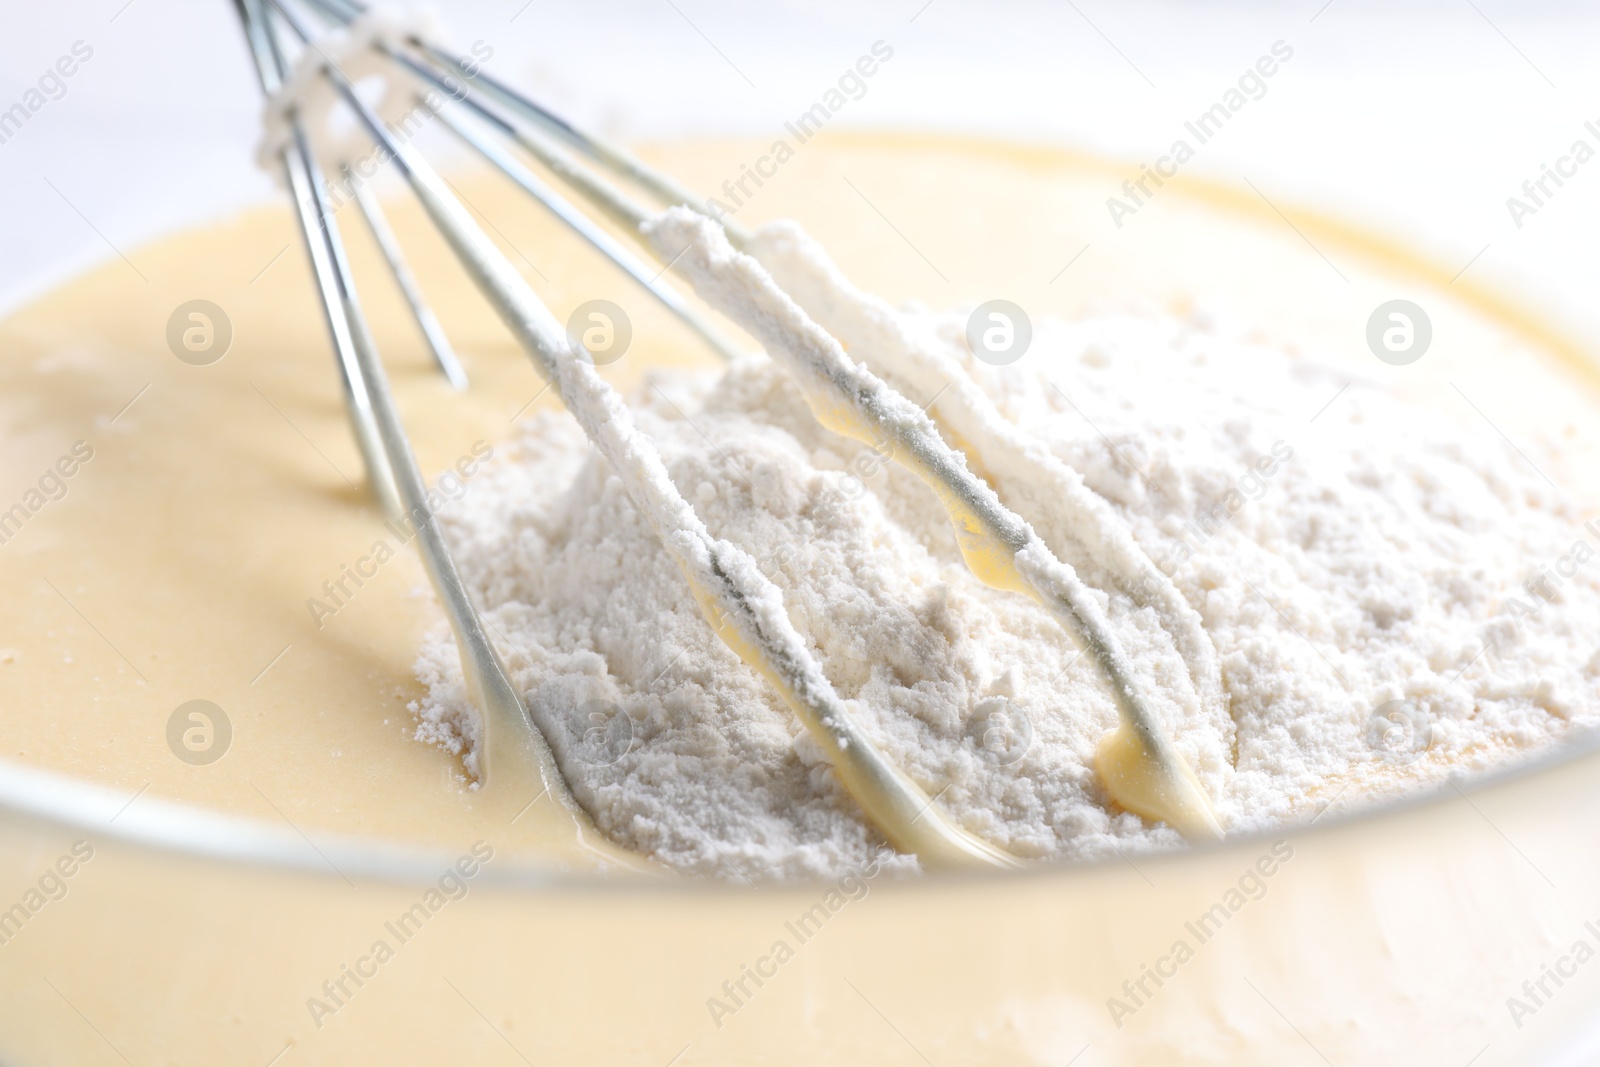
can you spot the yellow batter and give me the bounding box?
[2,132,1600,1065]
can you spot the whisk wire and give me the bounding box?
[237,0,548,797]
[236,0,1227,867]
[348,166,469,389]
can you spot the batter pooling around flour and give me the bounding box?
[410,213,1600,881]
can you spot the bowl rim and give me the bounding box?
[4,724,1595,898]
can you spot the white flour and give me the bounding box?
[411,219,1600,881]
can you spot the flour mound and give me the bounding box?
[411,308,1600,880]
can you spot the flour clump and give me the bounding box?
[411,223,1600,881]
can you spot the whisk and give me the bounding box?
[232,0,1225,871]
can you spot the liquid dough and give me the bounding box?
[4,132,1600,1067]
[4,131,1600,865]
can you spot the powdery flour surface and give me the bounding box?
[411,229,1600,882]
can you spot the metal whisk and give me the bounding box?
[232,0,1223,871]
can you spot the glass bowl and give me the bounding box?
[3,2,1599,1063]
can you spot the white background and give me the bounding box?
[2,0,1599,320]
